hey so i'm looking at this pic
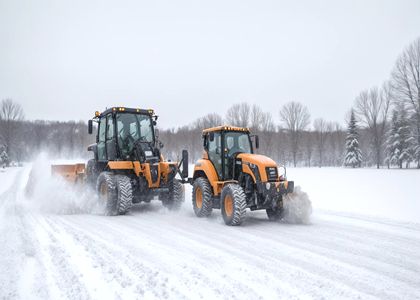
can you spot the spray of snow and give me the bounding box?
[283,186,312,224]
[24,153,105,215]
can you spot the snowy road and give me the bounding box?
[1,167,420,300]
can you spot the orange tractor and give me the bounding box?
[191,126,295,225]
[51,107,189,215]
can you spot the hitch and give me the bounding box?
[177,150,192,184]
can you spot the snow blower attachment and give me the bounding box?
[51,107,189,215]
[51,164,86,184]
[191,126,308,226]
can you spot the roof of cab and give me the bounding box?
[202,126,251,134]
[95,107,154,118]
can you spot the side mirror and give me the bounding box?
[181,150,189,178]
[209,132,214,142]
[155,128,160,139]
[88,120,93,134]
[278,166,287,179]
[255,135,260,149]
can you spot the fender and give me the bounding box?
[193,159,221,195]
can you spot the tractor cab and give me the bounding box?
[202,126,258,181]
[89,107,161,163]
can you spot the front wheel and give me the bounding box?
[221,184,247,226]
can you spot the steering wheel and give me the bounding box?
[123,135,135,152]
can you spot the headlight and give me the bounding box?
[266,182,271,190]
[249,163,256,169]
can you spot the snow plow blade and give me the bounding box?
[51,164,86,184]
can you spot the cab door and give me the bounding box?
[207,132,222,180]
[97,117,107,161]
[105,114,117,160]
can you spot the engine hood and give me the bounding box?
[237,153,277,168]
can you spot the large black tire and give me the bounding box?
[86,159,99,189]
[96,172,133,215]
[115,175,133,215]
[162,180,184,210]
[192,177,213,217]
[266,207,284,221]
[97,172,118,215]
[221,184,247,226]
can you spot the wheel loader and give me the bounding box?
[51,107,189,215]
[191,126,295,225]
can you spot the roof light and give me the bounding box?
[95,111,100,117]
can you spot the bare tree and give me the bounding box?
[313,118,328,167]
[279,102,310,167]
[225,103,251,127]
[193,113,223,129]
[303,130,314,167]
[0,99,25,160]
[391,37,420,167]
[355,85,390,168]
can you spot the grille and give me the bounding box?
[266,167,278,182]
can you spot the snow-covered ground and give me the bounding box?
[288,167,420,223]
[0,164,420,299]
[0,166,21,194]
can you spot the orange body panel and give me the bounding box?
[107,160,177,188]
[193,159,223,195]
[237,153,278,182]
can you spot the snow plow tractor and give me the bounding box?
[51,107,189,215]
[191,126,299,226]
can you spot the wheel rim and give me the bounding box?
[224,194,233,217]
[100,182,108,201]
[195,187,203,209]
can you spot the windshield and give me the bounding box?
[225,131,252,156]
[116,113,154,158]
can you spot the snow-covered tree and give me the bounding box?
[385,106,415,168]
[385,110,399,167]
[0,149,9,167]
[344,110,362,168]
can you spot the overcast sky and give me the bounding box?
[1,0,420,128]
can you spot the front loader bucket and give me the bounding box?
[51,163,86,184]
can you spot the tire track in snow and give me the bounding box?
[51,214,277,300]
[44,216,189,300]
[52,210,378,300]
[0,170,49,300]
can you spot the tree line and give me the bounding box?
[1,37,419,169]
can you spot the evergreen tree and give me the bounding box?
[385,110,400,167]
[344,110,362,168]
[385,106,414,168]
[0,149,9,167]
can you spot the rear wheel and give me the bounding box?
[162,180,184,210]
[221,184,247,226]
[97,172,118,215]
[86,159,99,189]
[192,177,213,217]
